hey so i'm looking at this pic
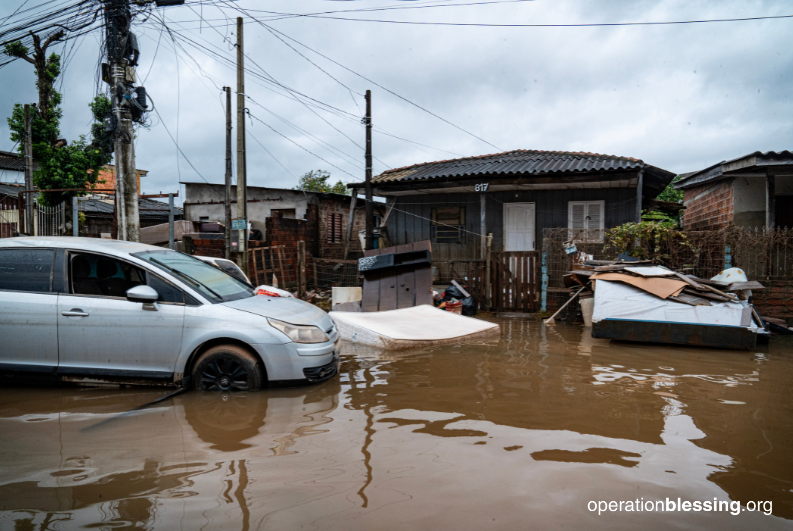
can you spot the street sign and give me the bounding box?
[232,219,246,230]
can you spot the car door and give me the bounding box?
[0,247,59,372]
[57,251,186,379]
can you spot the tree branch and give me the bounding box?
[41,29,65,52]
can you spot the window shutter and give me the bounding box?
[586,202,602,231]
[569,203,586,230]
[334,213,343,243]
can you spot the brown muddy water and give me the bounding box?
[1,318,793,530]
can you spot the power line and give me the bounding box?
[246,110,362,182]
[249,22,505,152]
[286,12,793,28]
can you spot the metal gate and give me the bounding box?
[35,201,65,236]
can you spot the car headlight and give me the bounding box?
[268,319,330,344]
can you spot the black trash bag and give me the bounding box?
[442,285,477,316]
[442,285,464,301]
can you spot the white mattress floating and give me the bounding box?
[329,305,501,350]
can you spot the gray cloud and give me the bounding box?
[1,0,791,205]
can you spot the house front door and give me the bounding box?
[504,203,535,251]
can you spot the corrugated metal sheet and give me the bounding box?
[674,150,793,189]
[0,151,35,173]
[373,150,646,183]
[0,183,181,218]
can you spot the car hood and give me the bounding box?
[222,296,333,330]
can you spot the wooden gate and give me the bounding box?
[490,251,540,312]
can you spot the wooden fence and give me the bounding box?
[436,252,540,313]
[489,251,540,312]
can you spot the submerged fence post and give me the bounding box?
[724,245,732,270]
[541,251,548,313]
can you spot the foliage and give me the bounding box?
[657,176,684,203]
[604,220,695,264]
[3,41,28,59]
[5,46,113,206]
[644,175,685,224]
[294,170,349,195]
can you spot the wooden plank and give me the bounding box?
[501,253,507,311]
[276,246,287,288]
[531,252,538,311]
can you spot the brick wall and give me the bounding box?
[318,201,367,259]
[752,281,793,322]
[682,181,734,230]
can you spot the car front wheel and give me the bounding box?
[192,345,265,391]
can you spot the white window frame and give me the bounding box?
[568,200,605,242]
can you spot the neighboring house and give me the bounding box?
[0,150,36,184]
[349,150,675,262]
[78,195,183,237]
[95,164,148,195]
[674,151,793,230]
[0,184,181,238]
[182,182,373,259]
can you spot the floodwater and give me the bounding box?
[1,318,793,530]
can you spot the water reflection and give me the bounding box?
[0,320,791,529]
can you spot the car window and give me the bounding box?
[0,248,55,292]
[133,250,253,304]
[70,252,145,298]
[70,252,188,304]
[215,260,251,285]
[146,272,184,304]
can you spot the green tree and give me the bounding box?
[294,170,349,195]
[5,36,112,206]
[644,175,684,223]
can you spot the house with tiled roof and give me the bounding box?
[349,149,675,261]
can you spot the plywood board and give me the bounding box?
[591,272,686,299]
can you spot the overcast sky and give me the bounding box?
[1,0,791,204]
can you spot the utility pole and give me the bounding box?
[23,104,34,235]
[224,86,233,260]
[364,90,374,251]
[105,0,140,241]
[235,16,248,271]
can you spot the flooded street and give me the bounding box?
[1,317,792,530]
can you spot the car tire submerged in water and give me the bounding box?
[192,345,265,392]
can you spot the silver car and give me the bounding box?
[0,237,340,390]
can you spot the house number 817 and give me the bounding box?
[475,183,489,192]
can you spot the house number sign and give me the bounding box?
[475,183,490,192]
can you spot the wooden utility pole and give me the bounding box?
[342,189,358,260]
[235,16,248,270]
[23,104,34,234]
[364,90,374,250]
[224,86,232,260]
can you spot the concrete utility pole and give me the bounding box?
[105,0,140,241]
[224,86,232,260]
[364,90,374,251]
[235,16,248,270]
[23,104,34,234]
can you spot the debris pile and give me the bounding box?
[556,259,783,350]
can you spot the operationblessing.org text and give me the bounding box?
[588,498,772,516]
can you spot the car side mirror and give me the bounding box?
[126,285,159,303]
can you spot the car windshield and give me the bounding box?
[133,251,253,303]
